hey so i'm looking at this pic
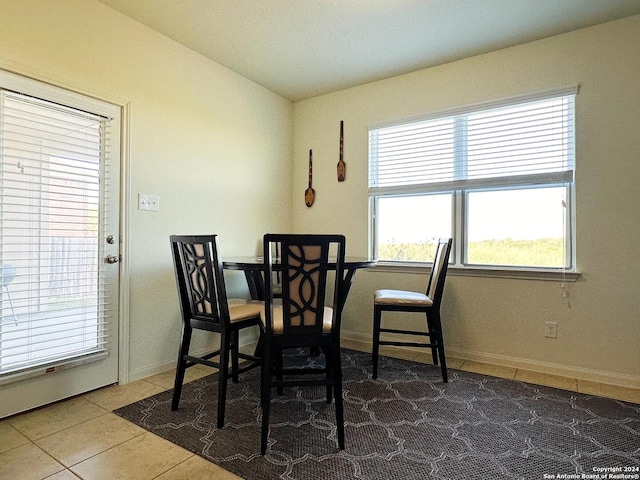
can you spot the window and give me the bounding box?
[368,87,576,270]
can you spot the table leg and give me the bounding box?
[337,267,358,316]
[244,270,265,300]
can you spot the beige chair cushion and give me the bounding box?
[261,305,334,334]
[374,289,434,307]
[228,298,264,322]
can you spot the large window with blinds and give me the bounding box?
[368,88,576,270]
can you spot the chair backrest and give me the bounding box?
[263,233,345,338]
[426,238,453,305]
[271,241,283,296]
[170,234,230,328]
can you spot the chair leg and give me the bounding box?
[275,348,283,396]
[426,312,439,365]
[217,332,231,428]
[326,384,333,404]
[372,306,382,379]
[231,330,240,383]
[260,348,273,455]
[325,350,333,404]
[171,326,192,411]
[429,311,448,383]
[329,345,345,450]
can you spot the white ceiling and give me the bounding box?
[97,0,640,101]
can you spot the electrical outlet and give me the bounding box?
[138,194,160,212]
[545,321,557,338]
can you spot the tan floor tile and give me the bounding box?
[341,339,369,353]
[378,345,420,361]
[156,455,242,480]
[9,397,109,440]
[577,379,640,404]
[460,361,517,379]
[515,369,577,391]
[43,470,82,479]
[409,350,459,367]
[410,353,465,371]
[238,342,259,356]
[0,443,64,480]
[82,379,166,411]
[144,366,213,390]
[444,356,465,370]
[0,421,30,454]
[70,432,192,480]
[408,350,435,365]
[35,413,147,467]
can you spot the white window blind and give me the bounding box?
[0,89,114,377]
[369,88,576,195]
[368,87,577,269]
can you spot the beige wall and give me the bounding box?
[2,1,638,388]
[292,15,640,385]
[0,0,293,379]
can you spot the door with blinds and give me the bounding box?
[0,70,121,418]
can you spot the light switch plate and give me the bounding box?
[138,194,160,211]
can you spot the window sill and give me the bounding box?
[372,262,580,282]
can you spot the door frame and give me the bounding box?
[118,101,131,385]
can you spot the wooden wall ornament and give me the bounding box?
[305,149,315,207]
[337,120,346,182]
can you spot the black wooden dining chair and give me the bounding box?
[372,237,452,382]
[271,241,283,298]
[260,233,346,454]
[170,234,263,428]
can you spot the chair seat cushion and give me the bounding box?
[228,298,264,322]
[374,289,433,307]
[261,305,334,334]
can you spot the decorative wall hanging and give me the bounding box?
[337,120,346,182]
[305,149,315,207]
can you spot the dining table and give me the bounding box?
[223,255,377,316]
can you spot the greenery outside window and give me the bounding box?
[368,87,577,271]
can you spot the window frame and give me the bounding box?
[368,87,578,279]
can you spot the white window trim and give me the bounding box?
[367,85,579,131]
[367,86,579,278]
[372,262,580,282]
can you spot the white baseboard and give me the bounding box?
[342,330,640,390]
[129,359,178,383]
[127,333,260,383]
[128,330,639,390]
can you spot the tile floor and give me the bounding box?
[1,341,639,480]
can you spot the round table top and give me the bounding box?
[223,256,376,270]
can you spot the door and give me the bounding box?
[0,70,121,418]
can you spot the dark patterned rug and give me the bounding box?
[114,349,640,480]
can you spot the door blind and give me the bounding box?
[0,89,114,377]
